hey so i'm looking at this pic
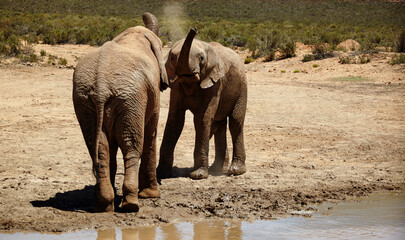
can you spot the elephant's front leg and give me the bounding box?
[190,117,212,179]
[157,107,186,179]
[209,119,229,175]
[228,115,246,176]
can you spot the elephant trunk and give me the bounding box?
[142,12,159,36]
[177,28,197,75]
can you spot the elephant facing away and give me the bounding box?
[157,29,247,180]
[73,13,168,212]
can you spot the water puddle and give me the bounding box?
[2,192,404,240]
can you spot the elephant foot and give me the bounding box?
[228,162,246,176]
[95,201,114,212]
[156,165,172,179]
[121,194,140,212]
[95,183,115,212]
[190,167,208,179]
[139,188,160,198]
[209,163,226,176]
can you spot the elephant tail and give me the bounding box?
[93,101,104,180]
[91,47,112,180]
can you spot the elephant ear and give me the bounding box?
[145,33,169,91]
[165,49,176,87]
[200,44,225,89]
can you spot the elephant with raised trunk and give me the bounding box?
[73,12,168,212]
[157,29,247,180]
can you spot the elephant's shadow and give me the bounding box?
[171,166,194,178]
[158,166,225,182]
[30,185,122,213]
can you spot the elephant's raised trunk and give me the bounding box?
[177,28,197,75]
[142,12,159,36]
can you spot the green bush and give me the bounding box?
[302,44,334,62]
[40,49,46,56]
[19,53,38,63]
[302,54,315,62]
[261,31,282,61]
[312,44,333,59]
[244,57,254,64]
[279,40,296,59]
[47,54,57,64]
[0,31,23,56]
[396,30,405,53]
[58,58,68,65]
[339,54,370,64]
[338,56,351,64]
[391,54,405,65]
[359,55,370,64]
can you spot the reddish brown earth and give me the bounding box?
[0,43,404,232]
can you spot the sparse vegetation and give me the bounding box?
[359,55,371,64]
[47,54,58,65]
[312,64,319,68]
[338,57,351,64]
[339,54,371,64]
[40,49,46,56]
[302,54,315,62]
[390,54,405,65]
[279,41,296,59]
[0,0,404,59]
[19,53,39,63]
[395,30,405,53]
[244,57,254,64]
[0,30,22,56]
[293,70,300,73]
[58,58,68,66]
[332,76,368,82]
[302,44,334,62]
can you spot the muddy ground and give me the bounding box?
[0,44,404,232]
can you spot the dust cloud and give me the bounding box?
[162,2,188,44]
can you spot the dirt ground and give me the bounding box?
[0,43,404,232]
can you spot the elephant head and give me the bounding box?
[166,28,225,89]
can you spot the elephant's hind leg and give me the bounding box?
[74,102,115,212]
[139,114,160,199]
[116,113,144,212]
[94,132,115,212]
[109,139,118,195]
[209,119,229,175]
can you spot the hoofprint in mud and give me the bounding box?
[0,43,404,232]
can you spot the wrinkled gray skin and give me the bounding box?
[157,29,247,179]
[73,13,168,212]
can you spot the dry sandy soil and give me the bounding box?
[0,43,404,232]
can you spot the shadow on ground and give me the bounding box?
[30,185,122,212]
[157,166,226,184]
